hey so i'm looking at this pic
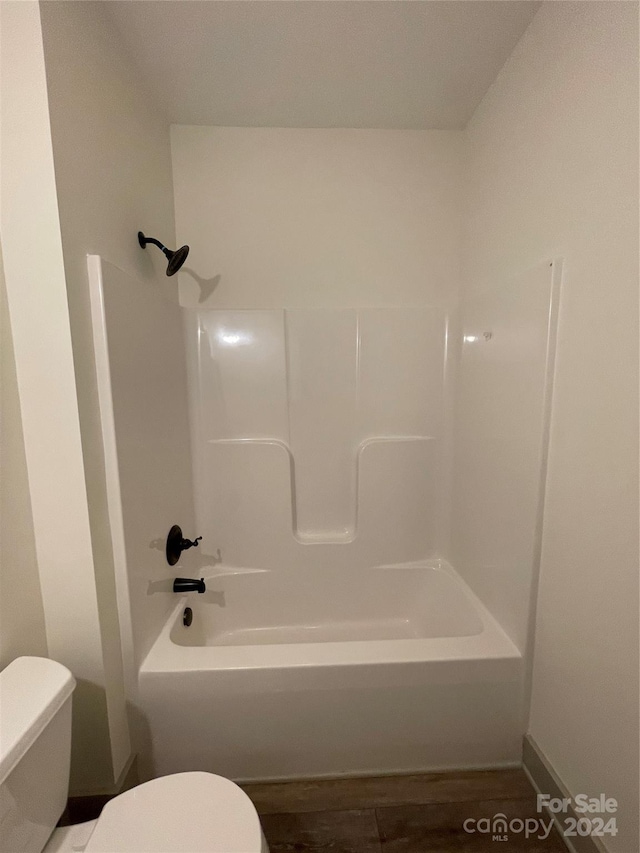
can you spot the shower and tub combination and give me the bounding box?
[89,242,559,782]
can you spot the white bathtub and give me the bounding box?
[138,561,524,781]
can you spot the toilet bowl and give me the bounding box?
[0,657,268,853]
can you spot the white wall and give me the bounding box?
[38,1,179,791]
[0,247,48,670]
[171,126,463,311]
[0,0,120,794]
[463,3,638,851]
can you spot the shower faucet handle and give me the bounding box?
[165,525,202,566]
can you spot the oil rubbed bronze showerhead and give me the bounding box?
[138,231,189,276]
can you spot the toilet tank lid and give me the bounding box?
[0,656,75,784]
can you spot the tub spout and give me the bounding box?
[173,577,206,594]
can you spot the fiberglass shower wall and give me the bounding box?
[451,261,561,653]
[185,304,448,571]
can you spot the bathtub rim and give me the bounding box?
[140,560,520,674]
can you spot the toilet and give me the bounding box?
[0,657,268,853]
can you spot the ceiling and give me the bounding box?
[105,1,541,130]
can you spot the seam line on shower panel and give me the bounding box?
[281,310,298,534]
[352,309,362,548]
[282,308,292,448]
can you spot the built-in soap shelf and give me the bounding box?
[206,435,436,546]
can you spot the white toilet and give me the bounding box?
[0,657,268,853]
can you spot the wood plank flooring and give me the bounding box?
[241,769,534,814]
[242,769,568,852]
[62,768,569,851]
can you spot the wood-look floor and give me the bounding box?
[242,769,568,852]
[62,768,568,852]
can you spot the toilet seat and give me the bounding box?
[84,772,265,852]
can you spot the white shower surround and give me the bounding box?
[139,560,523,781]
[187,303,449,570]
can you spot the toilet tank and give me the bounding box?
[0,657,76,853]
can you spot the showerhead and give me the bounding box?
[138,232,190,277]
[165,244,190,276]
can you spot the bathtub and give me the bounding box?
[138,561,524,781]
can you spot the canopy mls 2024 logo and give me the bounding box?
[462,793,618,842]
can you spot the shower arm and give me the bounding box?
[138,234,167,252]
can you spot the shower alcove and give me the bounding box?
[90,249,558,781]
